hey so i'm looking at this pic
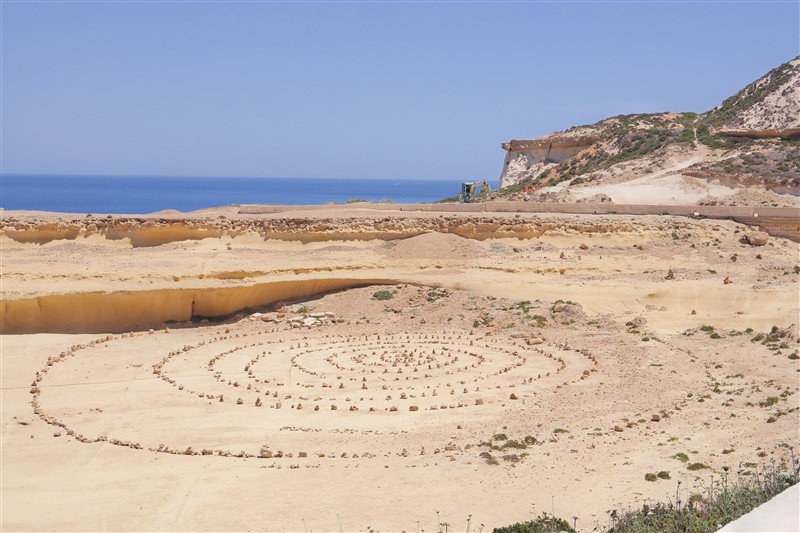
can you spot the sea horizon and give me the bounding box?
[0,173,482,214]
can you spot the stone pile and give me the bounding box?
[288,312,336,328]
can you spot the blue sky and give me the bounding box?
[2,1,798,181]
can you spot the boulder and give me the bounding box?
[745,233,769,246]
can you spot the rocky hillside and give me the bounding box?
[496,56,800,206]
[704,57,800,133]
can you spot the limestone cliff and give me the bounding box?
[499,136,597,188]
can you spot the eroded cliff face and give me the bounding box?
[0,278,393,334]
[0,213,644,247]
[499,136,597,188]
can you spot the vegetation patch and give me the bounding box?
[371,290,394,301]
[495,457,799,533]
[493,514,575,533]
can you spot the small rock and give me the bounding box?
[651,414,661,422]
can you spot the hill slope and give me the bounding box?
[495,56,799,206]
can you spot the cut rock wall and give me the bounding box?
[499,137,596,188]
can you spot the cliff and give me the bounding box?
[499,136,598,188]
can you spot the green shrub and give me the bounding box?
[645,473,658,482]
[760,396,779,407]
[492,514,575,533]
[678,127,695,143]
[372,290,394,301]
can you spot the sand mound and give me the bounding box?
[380,231,486,260]
[148,209,183,215]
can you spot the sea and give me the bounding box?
[0,174,474,214]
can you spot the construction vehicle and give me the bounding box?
[459,180,491,203]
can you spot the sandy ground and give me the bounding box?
[1,206,799,532]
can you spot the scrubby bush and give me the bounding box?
[493,514,575,533]
[372,290,394,301]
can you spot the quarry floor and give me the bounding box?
[1,206,799,531]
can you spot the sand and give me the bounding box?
[1,205,798,532]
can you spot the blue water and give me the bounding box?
[0,174,469,214]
